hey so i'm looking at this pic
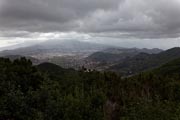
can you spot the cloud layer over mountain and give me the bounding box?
[0,0,180,48]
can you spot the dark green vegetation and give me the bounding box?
[151,58,180,75]
[1,56,180,120]
[110,47,180,75]
[0,58,107,120]
[3,55,39,64]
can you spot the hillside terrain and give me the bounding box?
[0,40,111,58]
[0,57,180,119]
[0,42,163,70]
[109,47,180,75]
[152,57,180,76]
[87,48,162,62]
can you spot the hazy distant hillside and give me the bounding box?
[109,47,180,75]
[0,40,111,58]
[103,48,162,54]
[87,48,162,63]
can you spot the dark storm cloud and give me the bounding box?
[0,0,180,39]
[0,0,120,31]
[79,0,180,38]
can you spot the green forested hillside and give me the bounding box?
[0,58,108,120]
[110,47,180,75]
[153,58,180,76]
[1,57,180,120]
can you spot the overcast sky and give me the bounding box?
[0,0,180,49]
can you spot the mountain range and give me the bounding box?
[0,40,111,58]
[1,40,180,77]
[87,48,162,63]
[109,47,180,75]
